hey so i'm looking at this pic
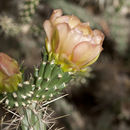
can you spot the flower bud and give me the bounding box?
[43,9,104,72]
[0,53,22,93]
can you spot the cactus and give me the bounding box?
[19,103,47,130]
[0,5,105,129]
[0,49,72,129]
[1,50,71,109]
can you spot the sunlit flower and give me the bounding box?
[0,53,22,93]
[43,9,104,72]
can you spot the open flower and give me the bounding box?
[0,53,22,93]
[43,9,104,72]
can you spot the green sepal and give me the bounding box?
[0,71,22,93]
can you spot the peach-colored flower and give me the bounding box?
[43,9,104,72]
[0,53,22,93]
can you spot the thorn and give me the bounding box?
[32,100,37,103]
[23,81,30,85]
[32,84,35,87]
[3,92,7,95]
[20,115,24,120]
[38,87,41,90]
[26,104,29,107]
[50,60,54,64]
[45,87,49,91]
[58,74,62,78]
[42,95,45,98]
[42,61,46,65]
[32,109,37,114]
[54,86,57,90]
[68,72,73,75]
[12,92,17,98]
[0,96,7,103]
[63,83,66,87]
[47,78,50,82]
[18,83,23,87]
[36,95,39,98]
[22,102,26,107]
[5,99,9,105]
[38,77,42,80]
[35,68,38,71]
[42,94,68,107]
[29,91,34,94]
[27,93,32,97]
[8,106,11,109]
[49,94,53,98]
[5,109,20,117]
[27,100,31,104]
[21,95,27,99]
[15,102,19,107]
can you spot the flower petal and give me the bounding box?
[55,23,70,53]
[54,16,69,25]
[91,30,105,45]
[72,42,103,67]
[50,9,63,23]
[61,29,83,55]
[43,20,53,42]
[75,23,92,35]
[43,20,53,52]
[50,28,59,52]
[0,53,19,76]
[55,15,80,29]
[68,15,81,28]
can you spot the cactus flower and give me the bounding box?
[43,9,104,72]
[0,53,22,93]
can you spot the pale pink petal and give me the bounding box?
[55,15,80,29]
[0,53,19,76]
[72,42,102,66]
[50,9,63,23]
[43,20,53,42]
[55,23,70,53]
[75,23,92,35]
[61,28,93,55]
[60,24,98,55]
[68,15,81,28]
[79,35,92,43]
[60,29,83,55]
[91,30,105,45]
[54,16,69,25]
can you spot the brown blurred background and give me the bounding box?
[0,0,130,130]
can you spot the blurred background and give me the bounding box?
[0,0,130,130]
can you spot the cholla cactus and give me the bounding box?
[0,9,104,130]
[20,0,40,23]
[0,15,20,36]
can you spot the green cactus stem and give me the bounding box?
[19,103,46,130]
[1,49,72,108]
[0,49,72,129]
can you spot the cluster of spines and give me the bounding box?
[4,80,35,108]
[2,54,72,108]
